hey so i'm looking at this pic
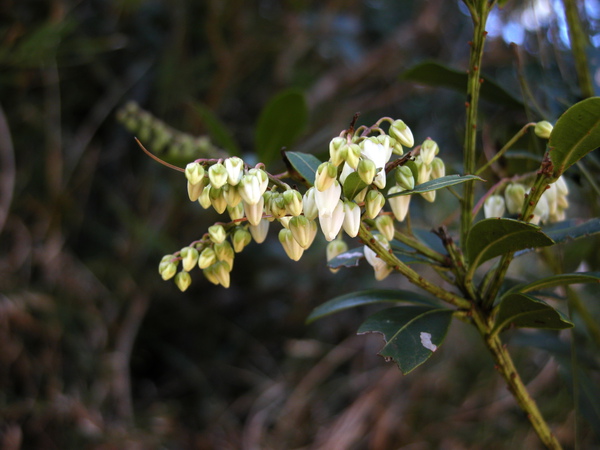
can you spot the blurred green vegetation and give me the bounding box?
[0,0,599,448]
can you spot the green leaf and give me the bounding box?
[327,247,364,269]
[510,272,600,295]
[493,293,573,333]
[283,151,322,186]
[255,88,308,164]
[306,290,437,324]
[544,218,600,243]
[387,174,484,197]
[357,306,453,374]
[466,218,554,269]
[343,172,368,200]
[190,101,240,155]
[401,61,524,110]
[549,97,600,178]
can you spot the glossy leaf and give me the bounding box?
[190,101,241,155]
[327,247,364,269]
[306,290,437,324]
[387,174,484,197]
[509,272,600,295]
[493,293,573,333]
[283,151,322,186]
[401,61,523,110]
[255,89,308,164]
[357,306,453,374]
[466,218,554,269]
[549,97,600,178]
[343,172,368,200]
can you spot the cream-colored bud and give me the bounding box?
[530,193,549,225]
[389,119,414,148]
[353,186,368,203]
[279,228,304,261]
[534,121,553,139]
[314,162,338,192]
[484,195,506,218]
[345,144,362,169]
[421,190,436,203]
[342,200,361,238]
[208,224,227,244]
[504,183,526,214]
[212,260,231,288]
[214,240,234,269]
[289,215,314,249]
[555,176,569,196]
[180,247,199,272]
[394,166,414,190]
[185,162,205,185]
[198,247,217,269]
[375,215,395,241]
[223,184,242,208]
[387,186,411,222]
[303,187,318,221]
[208,163,228,189]
[224,157,244,185]
[203,265,220,285]
[174,271,192,292]
[249,219,269,243]
[283,189,303,216]
[198,185,212,209]
[365,190,385,219]
[415,157,432,185]
[363,233,392,280]
[329,137,347,166]
[243,196,265,226]
[209,186,228,214]
[160,261,177,280]
[357,159,376,185]
[227,203,245,221]
[270,193,288,219]
[187,177,207,201]
[431,157,445,179]
[232,228,252,253]
[420,139,439,166]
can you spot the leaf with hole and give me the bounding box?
[357,306,453,374]
[493,293,573,333]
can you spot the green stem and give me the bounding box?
[460,0,494,247]
[476,123,536,176]
[563,0,595,98]
[359,224,471,310]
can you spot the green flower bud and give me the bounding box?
[394,166,414,190]
[357,159,376,185]
[365,190,385,219]
[504,183,526,214]
[270,193,288,219]
[223,184,242,208]
[342,200,361,238]
[224,157,244,185]
[203,265,220,285]
[415,157,432,184]
[208,163,228,189]
[214,240,234,269]
[278,228,304,261]
[160,261,178,281]
[249,219,270,243]
[484,195,505,218]
[375,215,395,241]
[314,162,338,192]
[387,186,411,222]
[392,140,404,156]
[389,119,414,148]
[420,138,439,165]
[208,224,227,244]
[185,162,205,185]
[227,203,245,221]
[421,190,436,203]
[198,185,212,209]
[213,260,231,288]
[283,189,303,216]
[174,271,192,292]
[180,246,199,272]
[345,144,362,169]
[198,247,217,269]
[534,121,553,139]
[209,186,227,214]
[329,137,347,166]
[431,157,445,180]
[289,215,315,249]
[232,228,252,253]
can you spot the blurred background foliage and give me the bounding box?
[0,0,599,448]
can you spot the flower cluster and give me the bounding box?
[158,119,449,290]
[484,176,570,224]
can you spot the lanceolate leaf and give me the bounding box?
[283,151,322,186]
[466,218,554,269]
[493,293,573,333]
[509,272,600,295]
[387,174,484,197]
[343,172,368,200]
[357,306,453,374]
[401,61,524,110]
[306,290,437,324]
[255,89,309,164]
[548,97,600,178]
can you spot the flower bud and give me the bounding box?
[174,271,192,292]
[375,215,395,241]
[243,196,265,226]
[187,179,206,202]
[530,193,549,225]
[180,246,199,272]
[345,144,362,169]
[315,180,342,217]
[270,193,288,219]
[198,247,217,269]
[213,260,231,288]
[431,157,445,180]
[534,121,553,139]
[208,224,227,244]
[387,186,411,222]
[365,190,385,219]
[160,261,177,280]
[363,233,392,281]
[421,190,436,203]
[353,187,368,203]
[223,184,242,208]
[339,162,355,185]
[185,162,205,185]
[415,157,432,185]
[208,163,228,189]
[224,157,244,185]
[209,186,228,214]
[314,162,338,192]
[214,239,234,267]
[342,200,361,238]
[203,265,220,285]
[357,159,376,185]
[283,189,303,216]
[319,200,345,241]
[198,185,212,209]
[227,203,245,221]
[279,228,304,261]
[392,140,404,156]
[394,166,414,190]
[484,195,505,218]
[249,219,270,243]
[232,228,252,253]
[239,171,267,205]
[329,137,347,166]
[289,215,316,249]
[326,238,348,273]
[420,139,439,165]
[504,183,526,214]
[389,119,414,148]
